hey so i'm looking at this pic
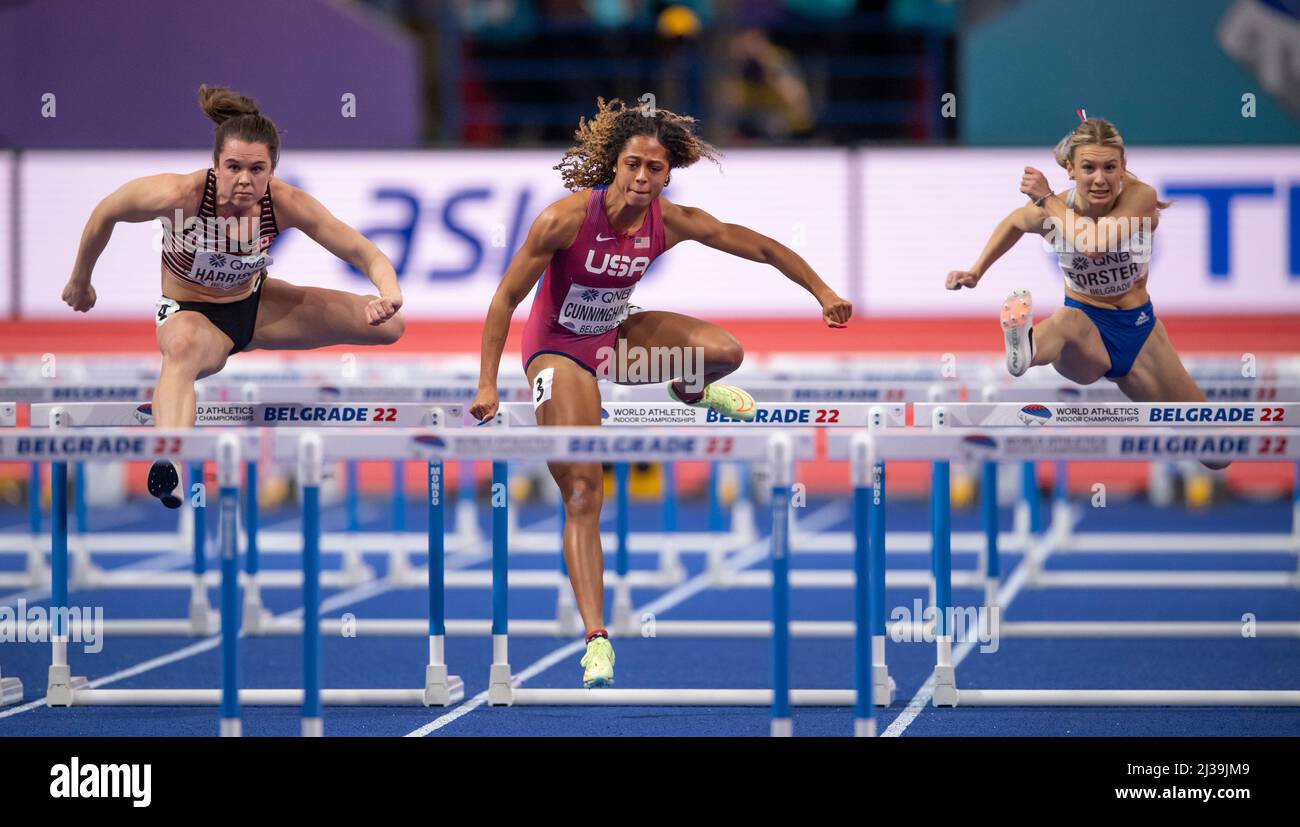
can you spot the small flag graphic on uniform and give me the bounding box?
[634,236,649,249]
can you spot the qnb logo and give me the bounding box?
[584,250,649,278]
[581,288,599,301]
[1071,255,1092,271]
[50,757,151,808]
[207,254,228,269]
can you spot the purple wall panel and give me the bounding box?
[0,0,420,149]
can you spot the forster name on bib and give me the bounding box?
[187,250,272,290]
[558,283,635,335]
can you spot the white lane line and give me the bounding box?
[406,501,851,737]
[0,502,399,607]
[882,514,1074,738]
[0,637,224,720]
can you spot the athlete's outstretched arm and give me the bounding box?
[470,200,581,421]
[1021,168,1159,257]
[661,200,851,328]
[63,174,190,312]
[275,185,402,325]
[946,203,1047,290]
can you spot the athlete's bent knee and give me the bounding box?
[160,333,204,370]
[564,476,603,519]
[707,336,744,374]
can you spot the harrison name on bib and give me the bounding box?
[558,282,635,335]
[187,249,273,290]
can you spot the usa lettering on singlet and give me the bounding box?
[556,249,650,334]
[161,169,279,291]
[521,187,667,360]
[1055,189,1150,298]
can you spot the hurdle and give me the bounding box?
[2,424,468,734]
[266,425,843,736]
[830,425,1300,709]
[492,400,916,641]
[21,402,464,637]
[972,382,1300,509]
[913,402,1300,599]
[0,428,254,731]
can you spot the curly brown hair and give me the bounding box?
[554,97,721,191]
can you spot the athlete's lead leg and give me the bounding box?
[149,312,232,508]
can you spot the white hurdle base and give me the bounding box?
[720,570,984,588]
[1030,571,1300,589]
[27,619,217,637]
[953,689,1300,706]
[998,621,1300,638]
[61,683,466,706]
[1,675,22,706]
[508,688,857,706]
[788,529,1031,554]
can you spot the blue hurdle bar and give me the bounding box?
[769,436,793,737]
[218,477,240,735]
[615,462,630,582]
[428,460,445,638]
[492,461,509,637]
[51,461,68,641]
[982,461,1000,594]
[189,462,206,579]
[870,457,888,707]
[301,459,323,736]
[931,460,953,638]
[852,472,874,733]
[244,461,259,577]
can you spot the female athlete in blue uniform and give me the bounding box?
[947,115,1227,467]
[947,117,1216,401]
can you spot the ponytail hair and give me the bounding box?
[1053,116,1170,210]
[198,84,280,168]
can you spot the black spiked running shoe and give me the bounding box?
[147,459,183,509]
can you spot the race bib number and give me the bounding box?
[557,283,634,335]
[155,297,180,327]
[532,368,554,410]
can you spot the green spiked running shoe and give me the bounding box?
[668,381,757,421]
[580,637,615,688]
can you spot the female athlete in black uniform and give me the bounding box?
[62,86,406,506]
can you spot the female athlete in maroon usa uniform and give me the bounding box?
[470,98,851,687]
[61,86,406,507]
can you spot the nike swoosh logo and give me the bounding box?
[596,234,616,242]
